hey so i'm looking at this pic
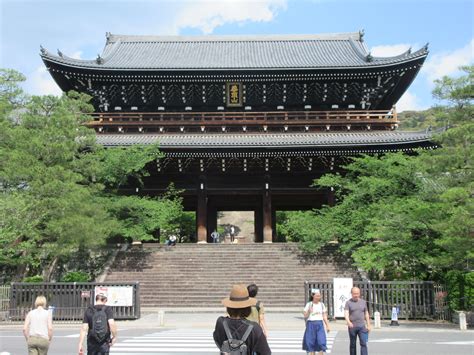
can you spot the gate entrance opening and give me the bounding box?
[216,211,255,243]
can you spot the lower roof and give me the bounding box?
[95,130,436,150]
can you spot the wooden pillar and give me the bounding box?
[197,182,207,243]
[328,187,335,207]
[263,190,272,243]
[271,209,277,242]
[254,208,263,243]
[207,206,218,243]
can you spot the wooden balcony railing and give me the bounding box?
[86,109,399,133]
[88,109,397,126]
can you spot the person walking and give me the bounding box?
[78,293,117,355]
[211,229,220,243]
[166,234,177,246]
[302,288,330,355]
[213,284,271,355]
[344,287,371,355]
[246,283,269,338]
[230,226,236,243]
[23,295,53,355]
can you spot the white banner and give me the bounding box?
[94,286,134,307]
[333,278,353,318]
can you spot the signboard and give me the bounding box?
[81,290,91,298]
[333,278,353,318]
[94,286,134,307]
[226,82,242,107]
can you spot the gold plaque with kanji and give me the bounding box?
[226,82,242,107]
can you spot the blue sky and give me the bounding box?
[1,0,472,111]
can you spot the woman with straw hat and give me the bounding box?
[302,288,330,355]
[213,284,271,355]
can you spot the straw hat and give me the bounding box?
[222,284,257,308]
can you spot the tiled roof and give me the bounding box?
[95,131,435,149]
[41,32,428,70]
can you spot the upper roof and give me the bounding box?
[40,31,428,71]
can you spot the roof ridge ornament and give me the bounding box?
[366,52,373,62]
[359,29,365,42]
[423,42,429,51]
[57,49,63,57]
[96,54,104,64]
[106,32,112,43]
[40,45,47,55]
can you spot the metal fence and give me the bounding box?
[305,280,451,320]
[7,282,140,322]
[0,285,10,321]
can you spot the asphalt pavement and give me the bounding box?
[1,311,472,355]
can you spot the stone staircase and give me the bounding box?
[105,243,359,307]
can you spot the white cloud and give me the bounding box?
[370,43,413,57]
[70,51,82,59]
[27,66,62,96]
[396,91,426,112]
[171,0,287,34]
[422,39,474,82]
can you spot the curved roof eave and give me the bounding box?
[40,52,428,72]
[94,130,437,149]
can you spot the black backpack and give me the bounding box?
[220,319,253,355]
[90,306,109,343]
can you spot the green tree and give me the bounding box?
[0,69,186,281]
[0,68,27,114]
[0,77,116,280]
[281,66,473,308]
[107,188,184,243]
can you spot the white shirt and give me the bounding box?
[27,308,51,339]
[304,301,326,321]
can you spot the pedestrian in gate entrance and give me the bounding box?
[78,293,117,355]
[166,234,177,246]
[230,225,236,243]
[302,288,330,355]
[344,287,371,355]
[213,284,271,355]
[23,295,53,355]
[211,229,220,243]
[246,283,269,338]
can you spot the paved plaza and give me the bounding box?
[1,311,472,355]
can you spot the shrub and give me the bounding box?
[23,275,44,283]
[61,271,90,282]
[445,270,474,311]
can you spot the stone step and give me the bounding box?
[105,243,358,307]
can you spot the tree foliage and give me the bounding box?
[0,69,186,282]
[281,66,473,309]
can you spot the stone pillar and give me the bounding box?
[263,190,272,243]
[197,181,207,243]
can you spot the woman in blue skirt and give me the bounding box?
[303,288,331,355]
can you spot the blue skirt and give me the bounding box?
[302,320,327,352]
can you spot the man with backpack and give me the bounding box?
[213,284,271,355]
[78,293,116,355]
